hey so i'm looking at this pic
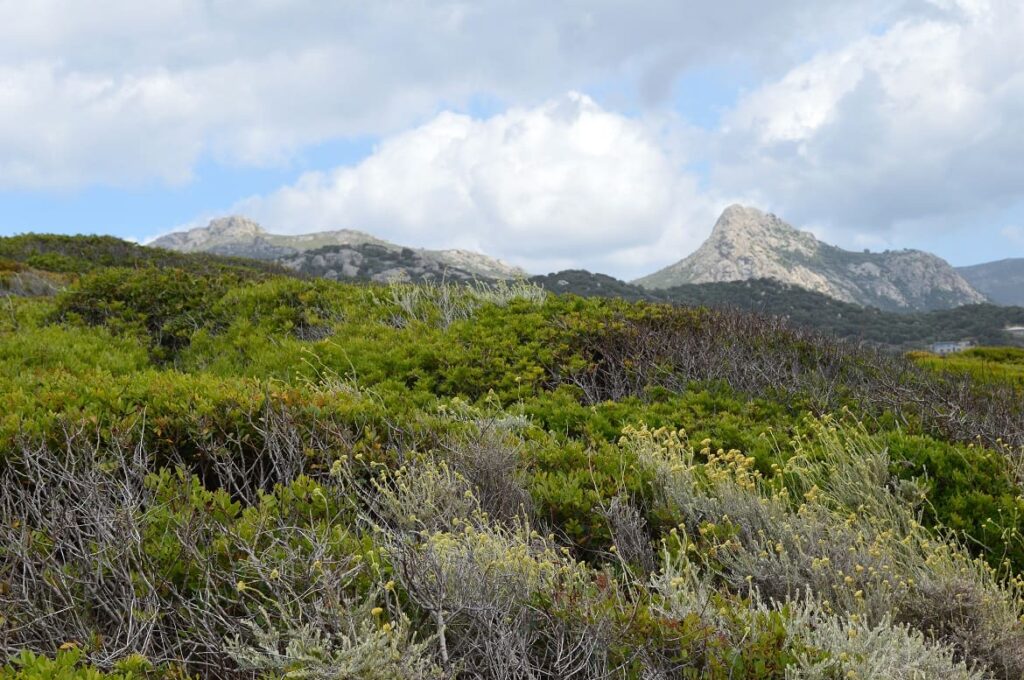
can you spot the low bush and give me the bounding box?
[0,649,169,680]
[54,268,232,359]
[632,418,1024,678]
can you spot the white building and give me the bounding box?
[929,340,974,355]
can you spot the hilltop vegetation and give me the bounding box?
[0,233,297,279]
[1,243,1023,679]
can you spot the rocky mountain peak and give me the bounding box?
[708,204,819,257]
[633,205,987,312]
[205,215,265,238]
[712,204,777,235]
[150,215,270,253]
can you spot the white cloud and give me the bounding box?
[0,63,204,187]
[9,0,1022,270]
[236,93,717,277]
[0,0,898,189]
[713,0,1024,240]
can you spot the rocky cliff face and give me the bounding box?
[277,244,519,283]
[150,216,527,281]
[957,258,1024,306]
[634,205,987,312]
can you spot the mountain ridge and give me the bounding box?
[150,216,527,282]
[149,208,1011,312]
[633,205,987,312]
[957,258,1024,306]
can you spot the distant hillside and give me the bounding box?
[635,205,986,312]
[664,279,1024,348]
[0,233,296,279]
[958,258,1024,306]
[151,216,527,282]
[0,234,302,301]
[533,269,1024,348]
[530,269,659,302]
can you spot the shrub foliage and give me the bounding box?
[2,261,1024,678]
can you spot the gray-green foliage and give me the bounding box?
[376,278,546,328]
[227,605,441,680]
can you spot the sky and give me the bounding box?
[1,0,1023,279]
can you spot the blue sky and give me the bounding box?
[1,0,1022,278]
[0,138,376,242]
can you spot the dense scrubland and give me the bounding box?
[2,242,1024,678]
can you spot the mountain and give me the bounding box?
[150,216,526,281]
[957,258,1024,306]
[634,205,986,312]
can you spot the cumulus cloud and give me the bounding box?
[236,93,717,277]
[713,0,1024,241]
[0,0,897,189]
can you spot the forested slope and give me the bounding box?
[533,271,1024,348]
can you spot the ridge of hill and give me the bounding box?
[958,258,1024,306]
[150,215,527,281]
[634,205,986,312]
[0,233,298,278]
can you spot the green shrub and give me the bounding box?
[963,346,1024,364]
[884,431,1024,573]
[0,233,292,278]
[6,269,1024,678]
[0,324,149,378]
[54,268,233,359]
[0,649,169,680]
